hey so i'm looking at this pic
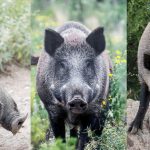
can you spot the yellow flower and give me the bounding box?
[116,50,121,55]
[116,55,121,59]
[115,59,121,64]
[109,73,113,77]
[102,100,106,106]
[121,59,126,63]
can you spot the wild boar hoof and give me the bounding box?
[128,120,143,134]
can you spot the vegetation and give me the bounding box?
[85,122,126,150]
[127,0,150,99]
[31,67,49,148]
[0,0,30,72]
[31,0,126,55]
[109,50,126,124]
[31,0,126,149]
[39,138,76,150]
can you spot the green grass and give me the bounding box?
[39,138,77,150]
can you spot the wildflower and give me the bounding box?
[116,55,121,59]
[109,73,113,77]
[116,50,121,55]
[121,59,126,63]
[102,100,106,106]
[115,59,121,64]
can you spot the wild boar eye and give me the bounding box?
[84,60,95,76]
[58,61,66,69]
[55,61,69,80]
[86,60,93,68]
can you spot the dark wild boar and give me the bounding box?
[129,23,150,133]
[0,87,27,135]
[36,22,112,149]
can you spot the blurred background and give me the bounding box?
[0,0,30,72]
[31,0,126,55]
[31,0,127,150]
[127,0,150,99]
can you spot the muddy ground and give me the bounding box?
[127,99,150,150]
[0,65,30,150]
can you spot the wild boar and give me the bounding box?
[0,87,27,135]
[128,22,150,133]
[36,22,112,149]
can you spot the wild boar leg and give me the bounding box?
[91,117,105,136]
[49,116,66,142]
[77,125,89,150]
[70,127,78,137]
[128,83,150,133]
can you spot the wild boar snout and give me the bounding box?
[67,96,88,114]
[11,113,28,135]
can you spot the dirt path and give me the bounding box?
[127,99,150,150]
[0,65,30,150]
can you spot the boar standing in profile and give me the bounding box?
[36,22,112,149]
[0,87,27,135]
[129,23,150,133]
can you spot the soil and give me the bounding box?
[127,99,150,150]
[0,65,30,150]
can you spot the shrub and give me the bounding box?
[109,50,126,123]
[0,0,30,71]
[85,122,126,150]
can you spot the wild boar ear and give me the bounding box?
[44,28,64,56]
[86,27,105,55]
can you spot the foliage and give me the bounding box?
[38,122,126,150]
[85,122,126,150]
[127,0,150,99]
[31,67,49,149]
[39,138,76,150]
[31,0,126,54]
[109,50,126,123]
[0,0,30,71]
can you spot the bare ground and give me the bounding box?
[127,99,150,150]
[0,65,31,150]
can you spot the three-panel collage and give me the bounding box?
[0,0,149,150]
